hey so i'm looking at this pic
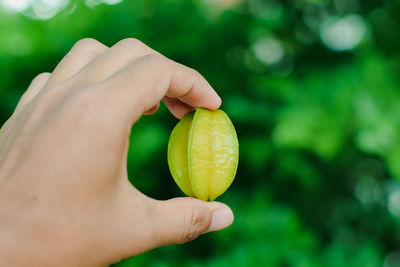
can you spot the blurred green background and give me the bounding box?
[1,0,400,266]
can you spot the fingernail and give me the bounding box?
[207,207,234,232]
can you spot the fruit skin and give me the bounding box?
[168,108,239,201]
[167,112,195,197]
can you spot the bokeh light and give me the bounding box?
[1,0,31,12]
[320,14,367,51]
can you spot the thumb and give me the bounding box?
[149,197,234,246]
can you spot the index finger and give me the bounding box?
[98,54,221,123]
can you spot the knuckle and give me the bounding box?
[180,205,210,243]
[116,38,145,49]
[34,72,51,82]
[68,39,106,64]
[186,68,204,86]
[188,67,201,77]
[73,38,103,51]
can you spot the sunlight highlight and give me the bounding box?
[320,14,367,51]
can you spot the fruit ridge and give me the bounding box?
[168,108,238,201]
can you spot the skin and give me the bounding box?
[0,38,234,266]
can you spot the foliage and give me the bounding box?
[1,0,400,266]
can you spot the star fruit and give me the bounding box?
[168,108,239,201]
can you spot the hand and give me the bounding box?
[0,38,234,266]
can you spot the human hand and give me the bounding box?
[0,38,234,266]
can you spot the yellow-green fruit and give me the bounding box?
[168,108,239,201]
